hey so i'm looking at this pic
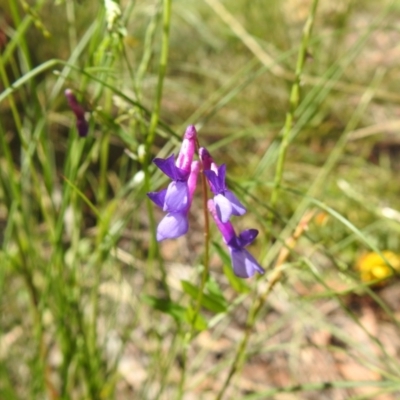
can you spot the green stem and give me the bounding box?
[145,0,171,151]
[143,0,172,295]
[269,0,319,212]
[177,154,211,399]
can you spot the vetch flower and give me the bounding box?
[65,89,89,137]
[150,155,190,213]
[147,125,198,241]
[208,199,264,278]
[200,147,246,223]
[155,161,200,241]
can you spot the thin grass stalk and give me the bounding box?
[269,0,319,213]
[1,2,57,395]
[242,379,399,400]
[265,68,386,275]
[143,0,172,296]
[255,0,394,182]
[145,0,171,151]
[133,4,160,144]
[65,0,77,52]
[0,129,54,397]
[153,327,183,398]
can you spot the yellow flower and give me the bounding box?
[356,251,400,283]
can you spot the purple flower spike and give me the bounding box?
[208,199,264,278]
[151,155,190,212]
[155,161,200,241]
[147,125,199,242]
[65,89,89,137]
[200,147,246,223]
[149,127,197,214]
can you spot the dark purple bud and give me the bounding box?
[65,89,89,137]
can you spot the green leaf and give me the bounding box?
[181,280,227,313]
[185,306,208,331]
[222,264,250,294]
[205,276,228,306]
[213,242,250,294]
[141,295,186,322]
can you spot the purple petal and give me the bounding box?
[153,155,188,181]
[225,190,246,216]
[214,194,233,223]
[164,181,189,212]
[229,248,264,278]
[147,189,167,208]
[204,170,218,194]
[204,165,227,194]
[216,164,227,188]
[238,229,259,247]
[157,212,188,241]
[207,199,236,244]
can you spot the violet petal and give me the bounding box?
[207,199,236,244]
[204,165,227,194]
[204,169,219,194]
[164,181,189,212]
[156,212,189,241]
[216,164,227,189]
[238,229,259,247]
[153,155,188,181]
[214,193,233,223]
[225,190,246,216]
[229,248,265,278]
[199,147,214,170]
[147,189,167,208]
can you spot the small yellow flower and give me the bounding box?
[356,251,400,283]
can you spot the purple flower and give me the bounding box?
[208,199,264,278]
[200,147,246,223]
[155,161,199,241]
[147,126,199,241]
[150,155,190,213]
[65,89,89,137]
